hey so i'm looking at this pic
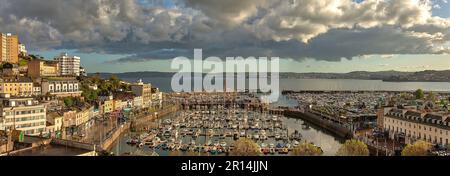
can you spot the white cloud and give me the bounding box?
[0,0,449,62]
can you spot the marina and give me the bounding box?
[110,103,344,156]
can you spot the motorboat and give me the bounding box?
[290,130,302,141]
[253,134,260,140]
[293,140,300,147]
[275,133,282,140]
[126,138,139,145]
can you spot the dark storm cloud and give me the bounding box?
[0,0,449,62]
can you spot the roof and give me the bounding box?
[113,91,135,100]
[47,112,63,119]
[424,114,443,121]
[44,77,78,81]
[405,111,422,118]
[390,109,403,114]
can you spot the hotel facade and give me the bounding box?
[41,77,82,97]
[0,94,46,136]
[382,108,450,146]
[0,77,34,97]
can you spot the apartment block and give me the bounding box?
[0,77,34,97]
[0,33,19,64]
[54,53,80,76]
[0,94,46,136]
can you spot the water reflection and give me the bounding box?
[111,111,344,156]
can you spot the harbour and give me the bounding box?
[110,95,345,156]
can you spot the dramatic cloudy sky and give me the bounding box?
[0,0,449,73]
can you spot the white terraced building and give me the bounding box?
[54,53,81,76]
[0,94,46,136]
[382,108,450,146]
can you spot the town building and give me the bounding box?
[88,84,98,90]
[32,83,41,96]
[133,96,143,109]
[98,92,114,114]
[79,67,87,77]
[54,53,80,76]
[41,77,81,97]
[382,108,450,146]
[18,43,27,56]
[100,99,113,114]
[131,79,152,108]
[151,87,163,108]
[0,77,34,97]
[0,94,46,136]
[27,60,60,78]
[1,63,19,76]
[46,112,63,138]
[112,91,134,110]
[113,99,124,111]
[61,110,77,137]
[0,33,19,64]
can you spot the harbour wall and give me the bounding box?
[0,143,13,154]
[102,123,130,151]
[284,110,353,139]
[52,139,98,151]
[0,146,34,156]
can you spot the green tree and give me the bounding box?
[18,59,28,66]
[440,99,447,107]
[292,143,323,156]
[109,75,121,91]
[336,140,369,156]
[92,73,102,84]
[401,140,431,156]
[229,138,261,156]
[414,89,425,100]
[426,92,437,102]
[64,97,74,107]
